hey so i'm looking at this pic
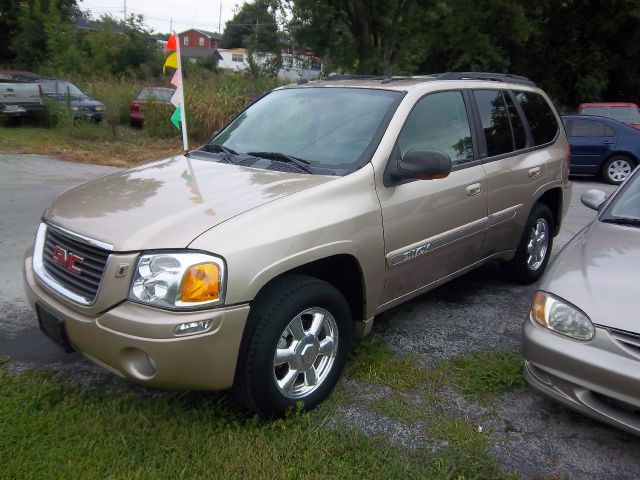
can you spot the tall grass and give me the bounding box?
[51,71,282,145]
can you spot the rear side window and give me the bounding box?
[515,91,559,145]
[567,118,615,137]
[397,91,474,166]
[474,90,514,157]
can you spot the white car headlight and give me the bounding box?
[70,106,80,111]
[531,291,594,341]
[95,105,105,112]
[129,252,225,310]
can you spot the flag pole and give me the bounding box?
[175,31,189,152]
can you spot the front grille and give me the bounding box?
[42,225,110,303]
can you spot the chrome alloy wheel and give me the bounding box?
[608,159,632,183]
[273,307,339,399]
[526,218,549,271]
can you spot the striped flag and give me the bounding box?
[164,33,188,151]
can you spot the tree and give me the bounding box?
[288,0,426,75]
[221,0,280,53]
[6,0,79,69]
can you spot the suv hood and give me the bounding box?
[44,155,334,251]
[541,220,640,332]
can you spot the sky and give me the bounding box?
[78,0,249,34]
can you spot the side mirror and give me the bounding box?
[388,149,452,185]
[581,189,607,211]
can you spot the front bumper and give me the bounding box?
[522,317,640,436]
[23,254,249,391]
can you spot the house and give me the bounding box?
[217,47,323,81]
[217,48,250,71]
[177,29,223,64]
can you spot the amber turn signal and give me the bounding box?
[180,263,220,303]
[531,291,548,326]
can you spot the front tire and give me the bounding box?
[602,156,635,185]
[233,274,352,417]
[501,203,554,284]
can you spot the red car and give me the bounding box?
[577,102,640,130]
[129,87,175,127]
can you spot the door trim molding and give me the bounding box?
[386,216,488,267]
[488,204,522,228]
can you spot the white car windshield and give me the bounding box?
[605,171,640,222]
[210,87,402,170]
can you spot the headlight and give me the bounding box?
[531,291,594,341]
[95,105,105,112]
[70,106,80,111]
[129,252,225,310]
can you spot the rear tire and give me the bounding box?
[501,203,554,284]
[233,274,352,418]
[602,156,635,185]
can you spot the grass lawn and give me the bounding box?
[0,125,182,168]
[0,341,527,479]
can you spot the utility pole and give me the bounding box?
[254,17,259,52]
[218,3,222,34]
[123,0,126,21]
[170,18,173,34]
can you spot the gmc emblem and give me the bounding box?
[51,246,83,274]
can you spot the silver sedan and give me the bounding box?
[522,167,640,436]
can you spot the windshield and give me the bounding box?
[581,106,640,124]
[39,80,85,97]
[603,170,640,222]
[210,87,402,170]
[137,88,174,101]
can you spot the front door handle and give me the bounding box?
[466,183,482,196]
[528,166,542,178]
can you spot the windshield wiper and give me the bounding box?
[246,151,313,174]
[602,217,640,227]
[202,143,240,163]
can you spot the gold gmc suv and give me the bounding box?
[23,72,571,417]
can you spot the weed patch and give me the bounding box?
[433,350,526,400]
[347,336,430,392]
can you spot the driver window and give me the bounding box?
[397,91,474,166]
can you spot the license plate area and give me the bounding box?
[36,304,74,353]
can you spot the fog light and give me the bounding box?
[174,319,211,336]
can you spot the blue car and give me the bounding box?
[562,115,640,184]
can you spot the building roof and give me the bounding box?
[179,28,222,40]
[180,47,223,60]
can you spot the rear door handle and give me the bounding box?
[466,183,482,196]
[528,166,542,178]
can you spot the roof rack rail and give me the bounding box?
[429,72,537,87]
[322,74,390,81]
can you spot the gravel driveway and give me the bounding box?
[1,153,635,478]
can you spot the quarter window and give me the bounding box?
[567,118,616,137]
[475,90,514,157]
[515,91,559,145]
[397,91,474,166]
